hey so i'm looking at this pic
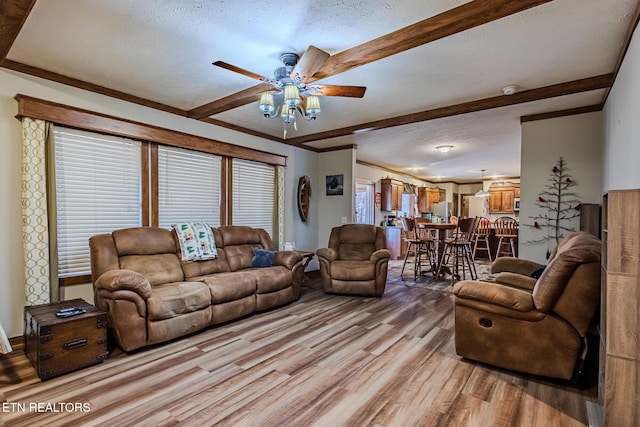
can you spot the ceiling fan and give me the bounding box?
[210,45,366,136]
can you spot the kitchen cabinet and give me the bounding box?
[384,226,403,260]
[488,184,518,213]
[381,179,403,211]
[418,187,446,213]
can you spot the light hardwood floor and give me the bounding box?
[1,280,597,426]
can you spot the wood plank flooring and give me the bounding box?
[0,280,597,426]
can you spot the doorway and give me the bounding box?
[355,180,374,224]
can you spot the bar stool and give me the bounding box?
[436,217,478,284]
[400,217,435,280]
[494,216,519,257]
[472,217,493,261]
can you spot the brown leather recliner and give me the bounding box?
[453,231,601,380]
[316,224,390,296]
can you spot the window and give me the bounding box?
[157,145,221,228]
[54,128,141,277]
[231,158,275,236]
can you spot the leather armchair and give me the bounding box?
[316,224,391,296]
[453,231,601,380]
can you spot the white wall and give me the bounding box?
[603,20,640,191]
[520,112,603,263]
[317,149,356,248]
[0,69,317,338]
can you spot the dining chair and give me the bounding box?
[494,216,519,257]
[472,217,493,261]
[400,217,435,280]
[436,216,478,284]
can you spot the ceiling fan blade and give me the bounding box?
[188,83,273,119]
[291,45,330,82]
[213,61,265,81]
[310,85,366,98]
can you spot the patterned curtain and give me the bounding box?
[21,118,55,304]
[276,165,285,250]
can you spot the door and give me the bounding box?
[355,180,374,224]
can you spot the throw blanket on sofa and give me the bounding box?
[173,222,218,261]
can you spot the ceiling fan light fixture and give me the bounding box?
[280,105,295,123]
[306,95,321,116]
[283,84,300,107]
[259,92,275,114]
[436,145,454,153]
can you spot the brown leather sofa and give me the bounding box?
[453,231,601,380]
[316,224,390,296]
[90,225,305,352]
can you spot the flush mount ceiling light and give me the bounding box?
[436,145,454,153]
[502,85,518,95]
[475,169,490,197]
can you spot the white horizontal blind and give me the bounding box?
[54,128,141,277]
[232,158,275,237]
[158,145,221,228]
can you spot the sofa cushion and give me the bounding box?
[225,244,262,271]
[113,227,176,255]
[120,253,184,286]
[330,260,375,281]
[201,272,257,304]
[147,281,211,321]
[251,266,293,293]
[533,233,601,312]
[182,252,231,280]
[334,224,378,261]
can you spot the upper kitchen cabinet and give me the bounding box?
[488,183,519,213]
[381,178,403,211]
[418,187,446,213]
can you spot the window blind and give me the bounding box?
[232,158,275,236]
[54,128,141,277]
[157,145,221,229]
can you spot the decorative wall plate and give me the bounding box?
[297,175,311,222]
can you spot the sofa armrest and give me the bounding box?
[274,250,304,269]
[453,280,534,312]
[370,249,391,264]
[94,269,152,299]
[316,247,337,262]
[491,257,543,276]
[494,272,537,291]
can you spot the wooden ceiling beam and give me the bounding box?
[0,0,37,61]
[311,0,553,81]
[187,0,553,118]
[286,74,614,145]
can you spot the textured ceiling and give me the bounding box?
[6,0,638,182]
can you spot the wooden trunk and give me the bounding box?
[24,298,109,380]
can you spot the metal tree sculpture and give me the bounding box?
[525,157,582,257]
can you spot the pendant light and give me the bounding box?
[475,169,489,197]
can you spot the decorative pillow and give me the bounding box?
[251,249,276,268]
[173,222,218,261]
